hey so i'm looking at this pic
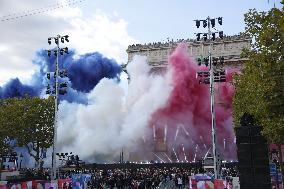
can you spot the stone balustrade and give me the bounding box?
[126,34,251,69]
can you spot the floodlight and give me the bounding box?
[203,20,207,28]
[64,35,69,42]
[218,17,222,25]
[196,20,200,28]
[203,34,207,41]
[48,38,51,45]
[196,33,201,41]
[211,19,215,27]
[212,33,216,41]
[219,31,223,39]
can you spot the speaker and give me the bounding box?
[235,123,271,189]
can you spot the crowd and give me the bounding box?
[59,165,238,189]
[61,167,197,189]
[127,33,249,51]
[4,164,238,188]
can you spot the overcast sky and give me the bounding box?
[0,0,282,85]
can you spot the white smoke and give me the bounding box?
[56,55,172,162]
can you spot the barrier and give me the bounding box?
[0,171,19,181]
[189,175,231,189]
[0,179,72,189]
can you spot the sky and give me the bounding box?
[0,0,282,85]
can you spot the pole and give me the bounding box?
[121,148,124,163]
[51,35,60,181]
[207,16,219,179]
[0,157,2,180]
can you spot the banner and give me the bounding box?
[0,180,56,189]
[0,181,8,189]
[0,175,88,189]
[20,181,32,189]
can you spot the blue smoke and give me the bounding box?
[0,49,122,103]
[68,52,121,93]
[36,50,121,93]
[0,78,39,99]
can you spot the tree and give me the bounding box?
[0,96,55,169]
[0,134,10,172]
[0,98,24,173]
[233,1,284,183]
[0,98,21,168]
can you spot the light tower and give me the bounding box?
[46,34,69,180]
[195,16,225,179]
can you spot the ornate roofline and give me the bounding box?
[127,34,251,53]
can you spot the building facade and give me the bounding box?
[126,34,251,70]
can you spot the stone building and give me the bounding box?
[126,34,251,71]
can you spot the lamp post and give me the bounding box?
[194,16,224,179]
[46,35,69,181]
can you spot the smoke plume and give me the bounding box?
[56,55,172,162]
[1,44,237,165]
[150,43,236,161]
[0,50,121,104]
[56,43,237,163]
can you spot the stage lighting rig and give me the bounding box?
[194,16,225,180]
[46,34,70,181]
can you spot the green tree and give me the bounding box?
[233,1,284,182]
[0,96,55,169]
[0,98,25,172]
[0,135,10,172]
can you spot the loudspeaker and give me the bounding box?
[235,123,271,189]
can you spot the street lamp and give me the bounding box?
[46,35,69,181]
[194,16,224,179]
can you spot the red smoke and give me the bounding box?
[150,43,237,161]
